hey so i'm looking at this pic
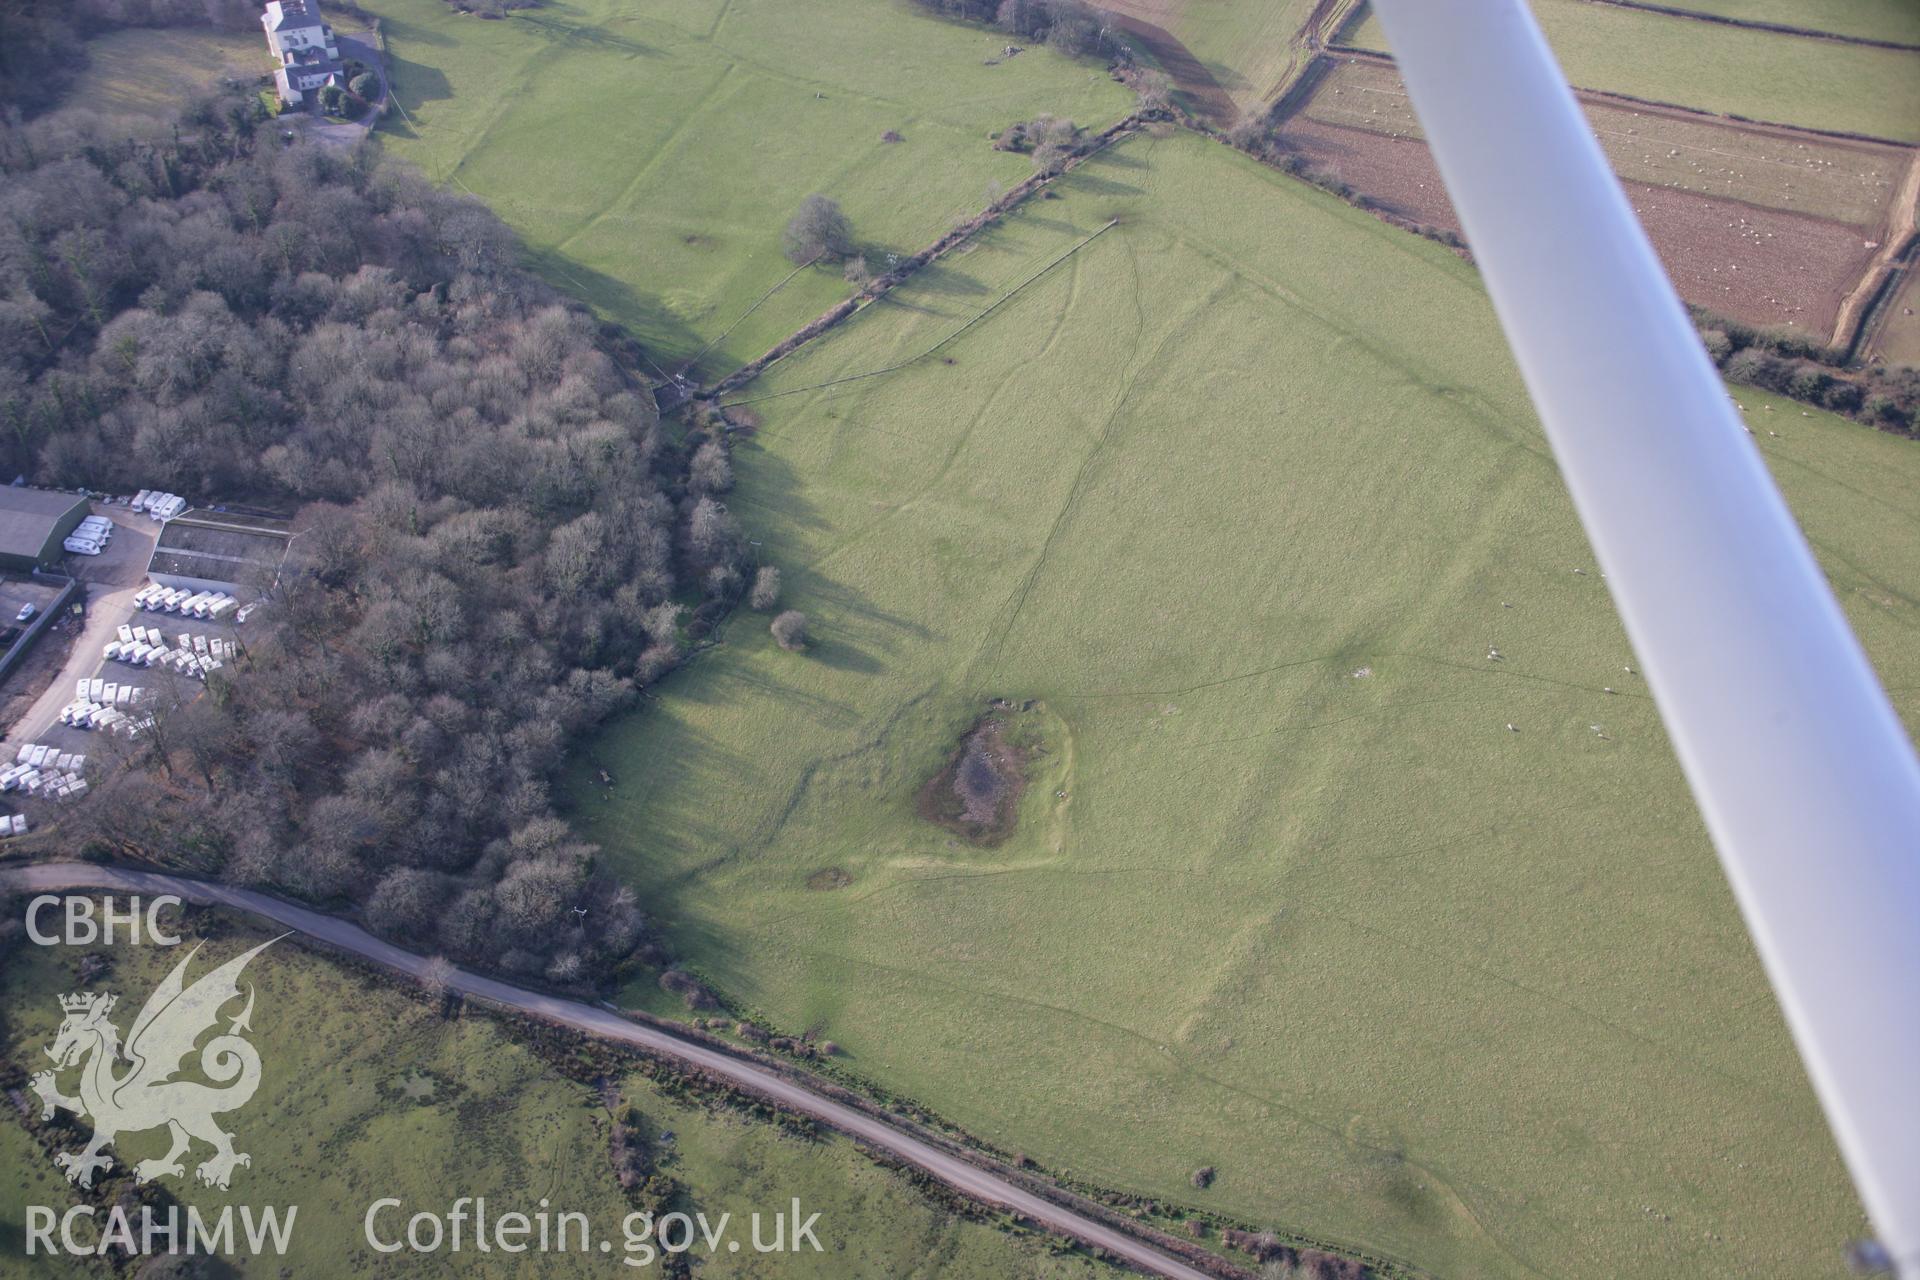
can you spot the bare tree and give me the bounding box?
[771,610,809,651]
[781,195,853,265]
[749,565,781,611]
[689,440,733,495]
[688,496,739,565]
[1133,68,1173,113]
[420,955,456,997]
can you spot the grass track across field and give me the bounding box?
[573,129,1919,1280]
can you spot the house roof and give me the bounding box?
[0,488,87,563]
[282,46,342,82]
[266,0,326,32]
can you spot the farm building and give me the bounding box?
[146,510,295,598]
[262,0,344,106]
[0,489,90,573]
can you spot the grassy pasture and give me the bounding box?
[49,27,268,124]
[1647,0,1920,45]
[0,912,1127,1278]
[359,0,1131,377]
[1301,56,1909,228]
[572,129,1919,1279]
[1343,0,1920,143]
[1094,0,1329,114]
[0,1118,85,1278]
[1868,266,1920,363]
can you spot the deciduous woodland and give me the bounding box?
[0,91,752,986]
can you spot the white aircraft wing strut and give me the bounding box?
[1371,2,1920,1272]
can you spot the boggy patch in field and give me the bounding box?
[916,711,1035,846]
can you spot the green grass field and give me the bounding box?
[0,913,1128,1278]
[1099,0,1334,115]
[567,128,1919,1279]
[1343,0,1920,143]
[49,27,268,124]
[359,0,1132,377]
[1869,268,1920,364]
[1650,0,1920,45]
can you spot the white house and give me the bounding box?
[262,0,344,106]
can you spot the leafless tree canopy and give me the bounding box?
[4,90,741,986]
[781,194,854,265]
[771,610,809,651]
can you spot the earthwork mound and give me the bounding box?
[916,713,1032,845]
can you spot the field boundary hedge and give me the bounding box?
[707,113,1145,399]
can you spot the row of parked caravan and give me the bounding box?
[59,684,153,736]
[133,585,239,619]
[105,624,235,678]
[4,743,89,803]
[63,514,116,557]
[131,490,188,521]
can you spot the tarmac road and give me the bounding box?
[1,862,1222,1280]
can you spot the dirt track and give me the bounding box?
[2,862,1230,1280]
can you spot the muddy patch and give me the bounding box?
[806,867,853,891]
[916,713,1033,845]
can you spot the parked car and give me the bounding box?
[15,603,34,623]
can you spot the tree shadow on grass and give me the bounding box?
[691,661,860,722]
[729,447,833,535]
[515,14,658,57]
[1065,173,1142,198]
[1015,213,1089,238]
[904,261,992,299]
[1200,59,1250,92]
[520,247,711,378]
[870,291,975,321]
[566,712,760,869]
[806,635,883,675]
[802,572,933,644]
[378,54,453,128]
[379,13,456,48]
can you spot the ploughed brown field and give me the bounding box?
[1280,53,1916,337]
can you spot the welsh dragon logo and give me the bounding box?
[29,938,279,1190]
